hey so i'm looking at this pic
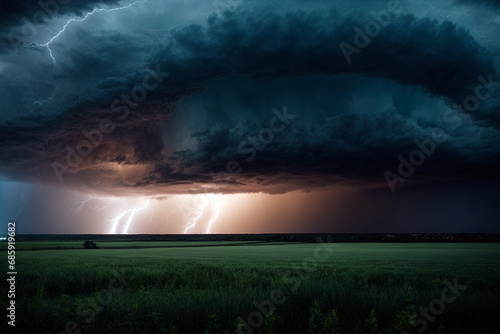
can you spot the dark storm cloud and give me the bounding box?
[173,10,495,102]
[18,7,498,122]
[132,128,165,162]
[159,106,500,192]
[137,8,500,191]
[0,0,118,31]
[54,7,497,113]
[1,5,499,194]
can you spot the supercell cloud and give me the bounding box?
[1,0,499,195]
[0,0,499,233]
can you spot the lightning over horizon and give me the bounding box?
[122,199,150,234]
[183,197,208,234]
[205,200,220,234]
[64,193,225,235]
[109,199,150,234]
[183,194,222,234]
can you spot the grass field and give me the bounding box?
[1,241,499,333]
[0,240,265,251]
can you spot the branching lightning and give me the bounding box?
[74,196,95,213]
[205,201,220,234]
[123,200,150,234]
[71,196,115,214]
[70,193,221,234]
[33,0,148,65]
[183,194,221,234]
[183,199,208,234]
[109,199,150,234]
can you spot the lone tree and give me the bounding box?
[83,241,98,249]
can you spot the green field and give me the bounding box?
[2,242,499,333]
[0,240,264,251]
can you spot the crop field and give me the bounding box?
[1,241,499,333]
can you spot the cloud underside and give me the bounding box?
[0,6,499,195]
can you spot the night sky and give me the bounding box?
[0,0,499,234]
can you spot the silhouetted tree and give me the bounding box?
[83,241,98,249]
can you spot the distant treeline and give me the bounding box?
[12,233,500,243]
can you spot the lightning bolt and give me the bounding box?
[74,196,95,213]
[205,200,220,234]
[34,0,148,65]
[109,199,150,234]
[183,194,221,234]
[70,196,116,216]
[183,199,208,234]
[122,200,150,234]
